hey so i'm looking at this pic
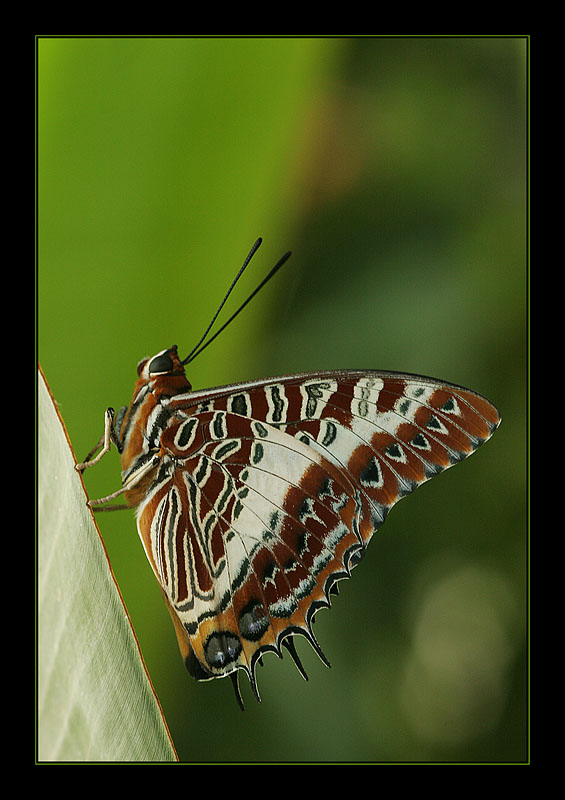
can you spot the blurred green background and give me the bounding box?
[37,36,527,763]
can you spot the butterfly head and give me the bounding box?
[135,345,192,395]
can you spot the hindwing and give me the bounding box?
[134,369,500,701]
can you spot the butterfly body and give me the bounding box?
[97,343,500,705]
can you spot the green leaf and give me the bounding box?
[37,367,177,762]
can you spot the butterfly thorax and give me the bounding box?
[118,346,193,508]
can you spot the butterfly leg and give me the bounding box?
[85,452,162,510]
[87,485,130,509]
[76,408,119,471]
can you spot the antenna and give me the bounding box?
[182,239,291,366]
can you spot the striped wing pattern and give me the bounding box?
[117,348,500,704]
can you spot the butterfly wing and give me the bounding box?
[135,370,500,702]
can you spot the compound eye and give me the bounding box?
[148,352,174,375]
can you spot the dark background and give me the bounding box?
[38,36,527,763]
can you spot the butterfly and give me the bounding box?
[77,240,501,709]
